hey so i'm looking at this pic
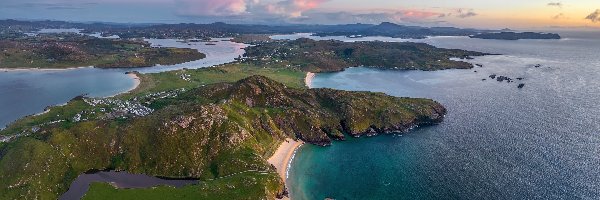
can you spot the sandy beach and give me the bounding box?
[126,72,141,92]
[104,72,141,98]
[305,72,315,88]
[268,138,304,182]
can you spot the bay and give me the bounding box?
[288,31,600,199]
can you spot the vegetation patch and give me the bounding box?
[0,34,205,69]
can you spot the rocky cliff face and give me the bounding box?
[0,76,446,199]
[194,75,446,145]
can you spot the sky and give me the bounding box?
[1,0,600,29]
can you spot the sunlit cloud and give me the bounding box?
[176,0,254,16]
[552,13,566,20]
[585,9,600,22]
[547,2,562,8]
[173,0,328,18]
[455,8,477,18]
[265,0,329,18]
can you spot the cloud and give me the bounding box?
[286,9,444,25]
[1,1,99,10]
[585,9,600,22]
[174,0,327,18]
[547,2,562,8]
[552,13,566,20]
[176,0,253,16]
[456,8,477,18]
[266,0,329,18]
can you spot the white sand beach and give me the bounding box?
[126,72,141,92]
[268,138,304,182]
[305,72,315,88]
[268,139,304,200]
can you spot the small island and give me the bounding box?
[470,32,561,40]
[0,33,205,69]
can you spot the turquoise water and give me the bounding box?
[288,31,600,199]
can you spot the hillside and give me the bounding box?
[0,76,445,199]
[0,34,205,69]
[243,38,489,72]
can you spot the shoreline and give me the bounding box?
[10,72,139,126]
[268,139,304,199]
[305,72,315,88]
[125,72,141,94]
[105,72,141,98]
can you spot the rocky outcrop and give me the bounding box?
[192,75,447,145]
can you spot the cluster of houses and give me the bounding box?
[1,88,188,144]
[84,98,154,119]
[84,88,187,119]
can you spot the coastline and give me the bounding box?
[105,72,141,98]
[268,139,304,199]
[125,72,141,94]
[305,72,315,88]
[0,66,93,72]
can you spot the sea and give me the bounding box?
[283,31,600,199]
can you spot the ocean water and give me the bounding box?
[0,36,246,129]
[288,31,600,199]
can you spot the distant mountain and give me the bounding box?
[0,19,560,40]
[312,22,484,39]
[469,32,561,40]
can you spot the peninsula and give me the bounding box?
[0,74,445,199]
[243,38,488,72]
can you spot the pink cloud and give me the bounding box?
[177,0,251,16]
[266,0,329,18]
[174,0,327,18]
[293,0,327,10]
[397,9,441,19]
